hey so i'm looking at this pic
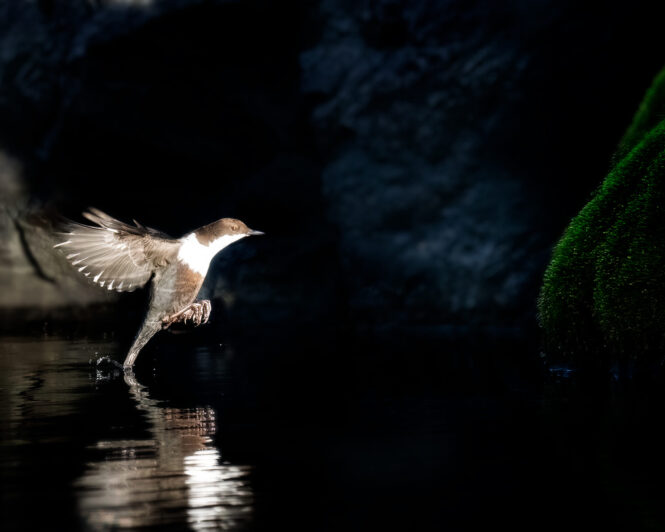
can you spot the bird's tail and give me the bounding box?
[124,318,162,368]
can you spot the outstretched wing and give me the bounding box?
[54,208,180,292]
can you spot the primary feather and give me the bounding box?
[54,208,180,292]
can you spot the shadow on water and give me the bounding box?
[3,331,665,531]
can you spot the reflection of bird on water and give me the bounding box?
[76,370,253,531]
[54,208,263,367]
[124,370,220,457]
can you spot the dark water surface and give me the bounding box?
[2,330,665,531]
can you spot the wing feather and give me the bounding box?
[54,209,180,292]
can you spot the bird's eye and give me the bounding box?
[231,224,239,232]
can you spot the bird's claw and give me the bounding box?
[161,300,212,329]
[201,300,211,323]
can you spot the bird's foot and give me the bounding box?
[161,300,211,329]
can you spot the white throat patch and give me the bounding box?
[177,232,246,275]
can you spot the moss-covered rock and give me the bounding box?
[539,67,665,364]
[616,67,665,160]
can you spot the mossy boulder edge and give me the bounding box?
[539,67,665,364]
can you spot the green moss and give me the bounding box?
[616,67,665,160]
[594,148,665,352]
[538,68,665,364]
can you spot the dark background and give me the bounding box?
[2,1,665,530]
[2,0,664,336]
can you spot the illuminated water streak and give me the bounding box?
[185,447,253,531]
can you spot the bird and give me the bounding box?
[54,208,263,368]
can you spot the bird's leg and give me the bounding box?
[161,300,212,329]
[124,319,162,368]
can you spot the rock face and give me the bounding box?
[300,0,665,333]
[1,0,664,336]
[539,68,665,364]
[0,151,113,313]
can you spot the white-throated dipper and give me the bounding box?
[54,208,263,367]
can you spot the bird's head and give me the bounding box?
[196,218,263,247]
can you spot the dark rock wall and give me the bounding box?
[301,0,665,333]
[0,0,663,336]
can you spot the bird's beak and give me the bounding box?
[248,229,264,236]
